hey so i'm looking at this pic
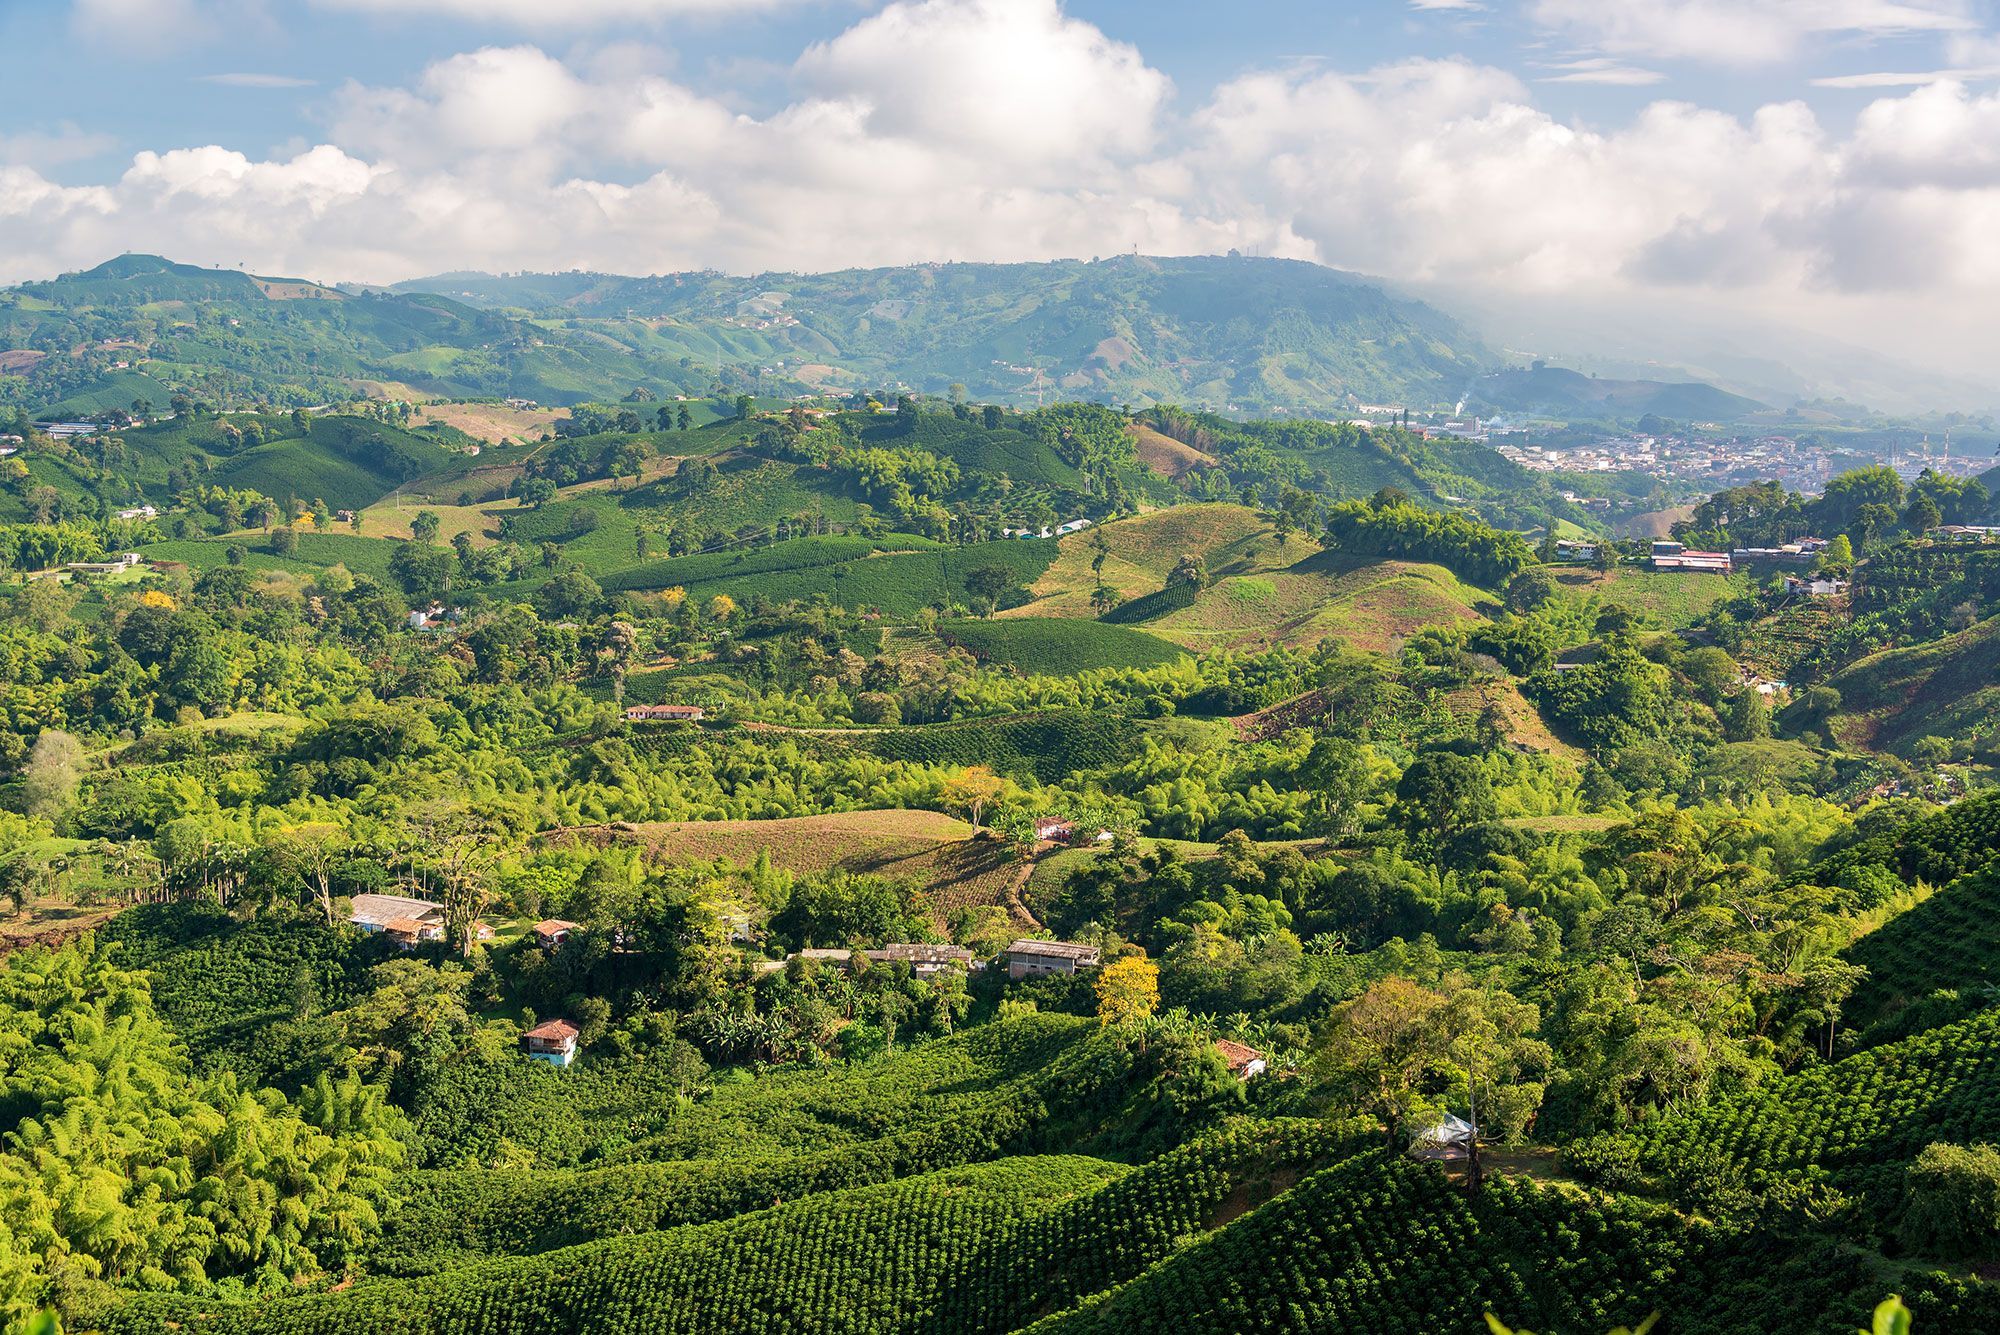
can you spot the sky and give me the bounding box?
[5,0,2000,377]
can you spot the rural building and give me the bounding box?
[532,919,580,947]
[520,1019,579,1067]
[408,603,456,630]
[1783,575,1847,597]
[1732,538,1825,565]
[1033,817,1075,843]
[1004,939,1101,979]
[777,944,978,977]
[64,553,144,575]
[114,505,158,521]
[1928,525,2000,543]
[1652,550,1732,573]
[1215,1039,1268,1079]
[348,893,446,945]
[867,943,978,976]
[1409,1113,1475,1162]
[624,704,705,723]
[1552,539,1598,562]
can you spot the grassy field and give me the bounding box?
[1013,503,1307,617]
[355,495,520,547]
[408,402,564,444]
[1152,551,1493,654]
[1551,565,1746,629]
[1126,422,1215,477]
[576,809,1034,931]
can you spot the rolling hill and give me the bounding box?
[1467,364,1767,421]
[1001,504,1496,653]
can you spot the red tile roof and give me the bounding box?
[1215,1039,1265,1075]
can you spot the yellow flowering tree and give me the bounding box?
[1095,953,1158,1028]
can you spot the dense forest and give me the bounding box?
[4,366,2000,1332]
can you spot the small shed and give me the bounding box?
[1409,1113,1475,1162]
[521,1019,580,1068]
[1032,817,1075,844]
[381,916,442,948]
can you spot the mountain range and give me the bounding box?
[0,252,1773,421]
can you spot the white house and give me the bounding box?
[521,1019,579,1067]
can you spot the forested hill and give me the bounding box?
[389,254,1494,413]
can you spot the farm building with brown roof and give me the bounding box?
[521,1019,580,1068]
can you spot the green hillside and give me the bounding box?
[394,255,1493,414]
[935,618,1188,674]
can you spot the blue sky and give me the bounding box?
[4,0,2000,367]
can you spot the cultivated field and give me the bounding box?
[411,401,566,445]
[353,495,523,547]
[1552,565,1745,629]
[1127,422,1216,478]
[576,809,1035,931]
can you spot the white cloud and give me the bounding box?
[1536,57,1665,85]
[1531,0,1976,65]
[73,0,206,49]
[201,73,318,88]
[0,124,119,169]
[794,0,1171,170]
[311,0,800,21]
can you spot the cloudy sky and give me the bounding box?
[4,0,2000,373]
